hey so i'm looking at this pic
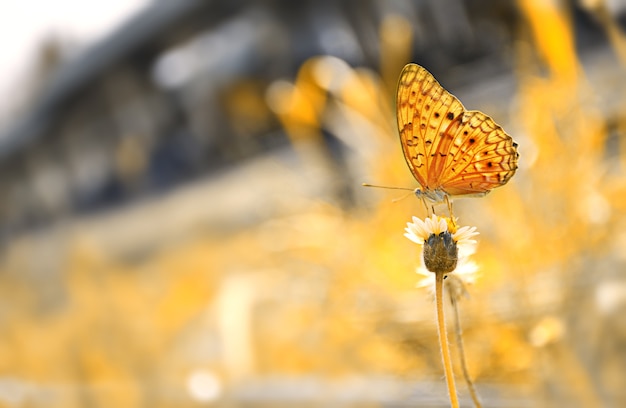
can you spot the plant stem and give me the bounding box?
[435,271,459,408]
[451,294,482,408]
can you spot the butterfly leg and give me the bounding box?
[420,196,430,215]
[444,195,457,228]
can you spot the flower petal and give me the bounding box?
[404,231,424,245]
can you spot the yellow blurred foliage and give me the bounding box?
[1,3,626,407]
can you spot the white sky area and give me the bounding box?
[0,0,149,128]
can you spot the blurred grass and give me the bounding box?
[1,1,626,407]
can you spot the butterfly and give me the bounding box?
[396,63,519,203]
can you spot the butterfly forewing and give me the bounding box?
[396,63,519,198]
[397,64,464,190]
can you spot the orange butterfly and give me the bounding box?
[396,63,519,203]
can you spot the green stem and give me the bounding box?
[435,271,459,408]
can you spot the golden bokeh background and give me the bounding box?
[0,0,625,406]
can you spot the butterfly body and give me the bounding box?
[413,187,448,203]
[397,63,518,202]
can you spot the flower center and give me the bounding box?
[423,231,458,273]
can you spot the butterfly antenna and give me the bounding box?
[361,183,414,191]
[362,183,418,203]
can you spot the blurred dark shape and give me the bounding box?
[0,0,610,238]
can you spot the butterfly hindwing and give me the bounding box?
[437,111,518,195]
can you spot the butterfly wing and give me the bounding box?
[396,64,464,190]
[433,110,519,196]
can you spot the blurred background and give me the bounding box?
[0,0,625,406]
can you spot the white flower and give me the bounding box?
[404,215,448,245]
[405,214,480,296]
[404,214,479,254]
